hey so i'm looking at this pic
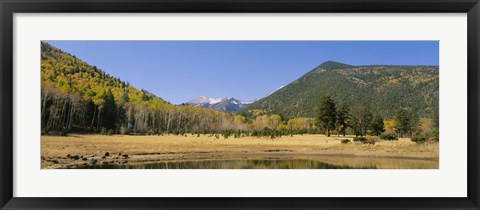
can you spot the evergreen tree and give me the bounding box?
[84,99,96,129]
[336,102,350,136]
[370,115,385,136]
[395,108,411,137]
[431,102,439,141]
[410,112,421,135]
[432,102,439,129]
[316,96,337,137]
[350,103,373,136]
[100,89,117,131]
[121,88,130,104]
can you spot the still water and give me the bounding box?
[73,156,438,169]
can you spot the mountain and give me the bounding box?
[187,96,252,112]
[41,42,170,107]
[41,42,238,135]
[315,60,354,69]
[246,61,439,119]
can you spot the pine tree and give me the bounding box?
[370,115,385,136]
[395,108,411,137]
[336,102,350,136]
[100,89,117,131]
[350,103,373,136]
[317,96,337,137]
[410,112,421,135]
[432,102,439,129]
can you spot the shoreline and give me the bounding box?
[41,134,439,169]
[50,151,440,169]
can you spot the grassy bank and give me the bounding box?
[41,134,438,169]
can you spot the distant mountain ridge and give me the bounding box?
[246,61,439,118]
[185,96,253,112]
[315,60,354,69]
[187,96,253,112]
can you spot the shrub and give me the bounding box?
[411,134,427,143]
[353,136,367,142]
[341,139,351,144]
[380,133,398,141]
[100,127,107,135]
[107,129,115,135]
[429,129,439,142]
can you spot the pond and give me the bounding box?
[72,155,438,169]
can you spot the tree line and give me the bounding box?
[316,95,439,141]
[41,41,439,141]
[41,83,438,142]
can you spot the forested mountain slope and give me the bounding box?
[246,61,439,119]
[41,42,233,134]
[41,42,170,108]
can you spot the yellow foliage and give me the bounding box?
[384,119,396,133]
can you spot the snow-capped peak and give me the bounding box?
[189,96,224,105]
[186,96,253,112]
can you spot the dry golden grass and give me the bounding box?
[41,134,438,169]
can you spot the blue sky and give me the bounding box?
[46,41,439,104]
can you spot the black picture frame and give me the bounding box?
[1,0,479,209]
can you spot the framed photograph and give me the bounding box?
[1,0,479,209]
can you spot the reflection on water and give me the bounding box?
[77,159,374,169]
[73,156,438,169]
